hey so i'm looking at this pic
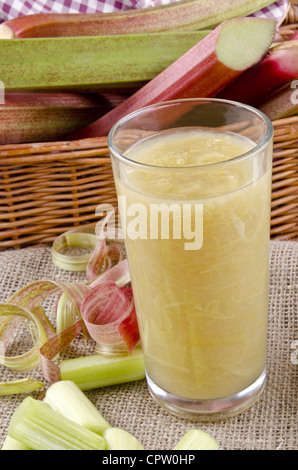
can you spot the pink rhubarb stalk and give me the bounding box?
[0,0,275,38]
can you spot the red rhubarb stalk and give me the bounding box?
[66,17,276,139]
[218,41,298,106]
[0,0,275,38]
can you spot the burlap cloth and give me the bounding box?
[0,241,297,450]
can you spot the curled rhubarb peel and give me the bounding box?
[0,222,138,393]
[90,258,131,288]
[0,281,91,389]
[81,281,139,353]
[51,229,99,273]
[51,222,125,282]
[0,303,49,372]
[56,293,78,334]
[40,320,84,383]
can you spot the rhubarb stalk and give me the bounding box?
[43,380,111,435]
[0,31,210,94]
[8,397,107,450]
[67,17,276,139]
[217,41,298,106]
[0,0,275,38]
[59,348,145,391]
[0,92,111,144]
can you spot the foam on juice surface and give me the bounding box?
[125,129,254,167]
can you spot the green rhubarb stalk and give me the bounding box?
[0,31,210,93]
[8,396,107,450]
[43,380,111,435]
[0,0,274,38]
[59,348,145,391]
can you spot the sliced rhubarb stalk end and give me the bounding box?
[0,24,15,39]
[216,17,276,71]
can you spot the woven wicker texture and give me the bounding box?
[0,138,118,248]
[281,0,298,24]
[0,241,297,450]
[271,117,298,239]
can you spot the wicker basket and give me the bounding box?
[1,7,298,249]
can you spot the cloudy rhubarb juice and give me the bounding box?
[114,127,272,404]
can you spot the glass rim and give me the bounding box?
[108,98,273,170]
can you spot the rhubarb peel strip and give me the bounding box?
[86,204,124,281]
[8,279,90,337]
[81,281,139,353]
[0,378,45,396]
[40,320,83,384]
[0,304,49,372]
[51,221,124,283]
[0,280,91,387]
[51,230,99,273]
[90,258,131,288]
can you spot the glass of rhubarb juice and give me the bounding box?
[108,99,273,419]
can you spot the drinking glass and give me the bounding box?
[108,98,273,419]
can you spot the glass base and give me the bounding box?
[146,368,266,421]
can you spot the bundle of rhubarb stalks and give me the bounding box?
[0,0,297,244]
[0,0,297,142]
